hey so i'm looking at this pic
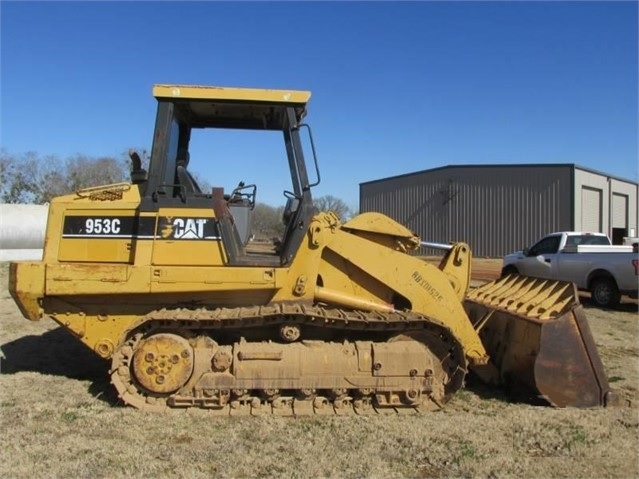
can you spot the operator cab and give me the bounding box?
[135,84,319,266]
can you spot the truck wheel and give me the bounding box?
[590,278,621,308]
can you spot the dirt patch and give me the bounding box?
[1,262,638,479]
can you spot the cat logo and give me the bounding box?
[173,218,209,239]
[159,217,210,239]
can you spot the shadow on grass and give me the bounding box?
[463,374,551,407]
[0,327,120,406]
[579,294,639,313]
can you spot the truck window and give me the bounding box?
[529,235,561,255]
[579,235,610,246]
[565,235,610,247]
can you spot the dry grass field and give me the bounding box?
[1,261,638,479]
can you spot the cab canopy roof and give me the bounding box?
[153,84,311,130]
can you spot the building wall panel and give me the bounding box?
[360,165,573,257]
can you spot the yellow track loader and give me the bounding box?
[8,84,618,414]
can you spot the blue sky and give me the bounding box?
[2,1,637,209]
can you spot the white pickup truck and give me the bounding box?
[502,231,639,307]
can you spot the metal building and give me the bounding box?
[359,164,639,257]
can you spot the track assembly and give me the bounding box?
[110,303,466,415]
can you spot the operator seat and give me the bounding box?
[175,148,201,194]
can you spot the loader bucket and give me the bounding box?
[464,275,618,408]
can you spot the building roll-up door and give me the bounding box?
[612,193,628,228]
[581,187,602,232]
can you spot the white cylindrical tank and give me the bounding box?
[0,204,49,249]
[0,249,43,261]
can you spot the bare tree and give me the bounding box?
[0,150,129,204]
[65,154,127,192]
[0,149,20,202]
[250,195,353,241]
[251,203,285,240]
[0,151,47,203]
[313,194,352,220]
